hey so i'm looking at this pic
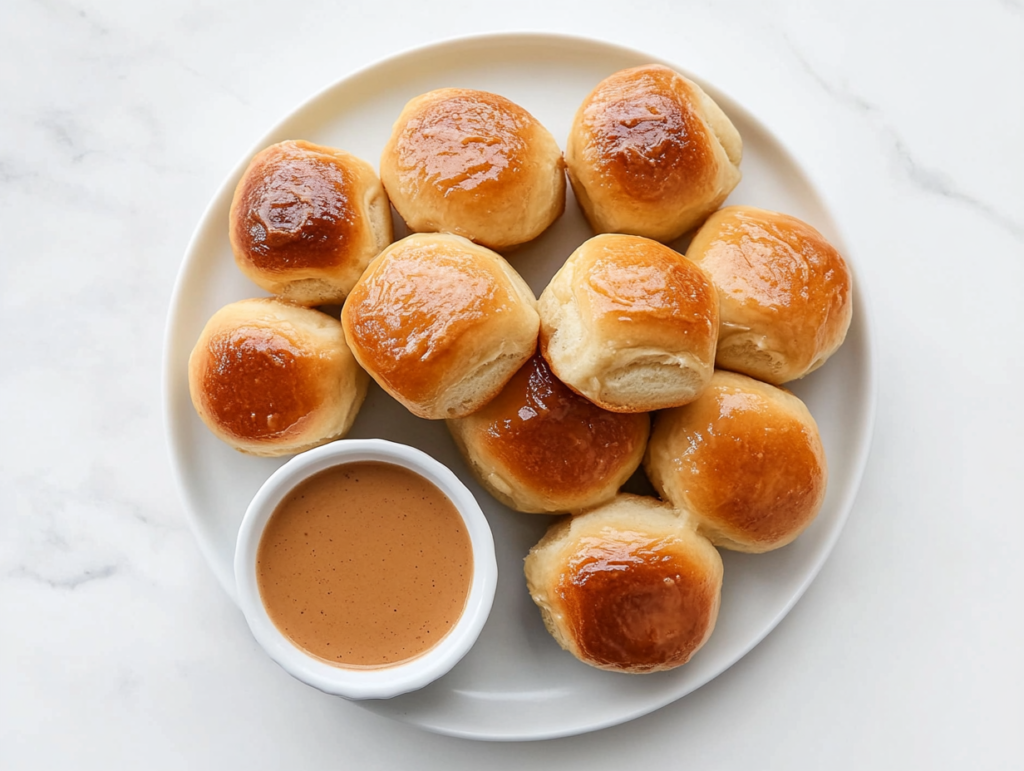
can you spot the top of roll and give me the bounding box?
[341,233,540,420]
[447,352,650,514]
[687,206,853,384]
[380,88,566,251]
[524,494,723,673]
[644,370,828,552]
[565,64,742,242]
[188,298,368,456]
[229,141,392,306]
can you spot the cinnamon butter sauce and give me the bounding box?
[256,461,473,668]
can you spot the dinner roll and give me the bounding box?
[525,495,723,674]
[229,140,392,305]
[380,88,565,250]
[645,371,828,553]
[341,233,540,420]
[447,353,650,514]
[539,234,718,413]
[188,298,368,457]
[566,64,742,242]
[686,206,853,384]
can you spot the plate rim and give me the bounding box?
[162,30,878,741]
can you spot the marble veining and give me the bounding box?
[39,0,113,37]
[2,461,187,600]
[4,477,119,589]
[0,158,36,185]
[35,109,97,164]
[783,36,1024,242]
[9,563,120,592]
[890,136,1024,241]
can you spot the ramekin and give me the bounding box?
[234,438,497,700]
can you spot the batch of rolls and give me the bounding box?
[189,64,853,676]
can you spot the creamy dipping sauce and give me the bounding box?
[256,461,473,668]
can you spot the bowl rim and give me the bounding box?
[233,438,498,700]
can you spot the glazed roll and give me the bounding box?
[188,298,368,456]
[539,234,719,412]
[229,140,392,305]
[380,88,565,251]
[686,206,853,384]
[341,233,540,420]
[447,353,650,514]
[566,64,742,242]
[645,370,828,553]
[525,494,723,673]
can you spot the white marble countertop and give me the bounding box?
[2,1,1021,767]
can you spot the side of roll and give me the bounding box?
[539,234,719,413]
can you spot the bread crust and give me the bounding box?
[539,234,718,412]
[686,206,853,384]
[188,298,368,456]
[380,89,565,250]
[229,141,392,305]
[524,495,723,673]
[341,233,539,419]
[645,371,828,552]
[565,65,741,242]
[447,353,649,513]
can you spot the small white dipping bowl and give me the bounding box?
[234,438,497,700]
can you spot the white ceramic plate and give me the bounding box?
[164,33,876,741]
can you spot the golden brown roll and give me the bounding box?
[525,495,723,674]
[686,206,853,384]
[645,371,828,553]
[341,233,540,420]
[380,88,565,251]
[447,353,650,514]
[566,64,742,242]
[229,140,392,305]
[188,298,368,457]
[539,234,719,413]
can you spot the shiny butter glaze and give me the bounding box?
[578,235,718,346]
[201,325,325,441]
[688,206,852,369]
[577,65,715,201]
[557,527,718,671]
[655,373,827,547]
[476,354,648,500]
[392,90,530,196]
[343,239,516,402]
[232,141,357,272]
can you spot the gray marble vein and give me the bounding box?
[784,35,1024,242]
[30,0,111,38]
[9,563,120,591]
